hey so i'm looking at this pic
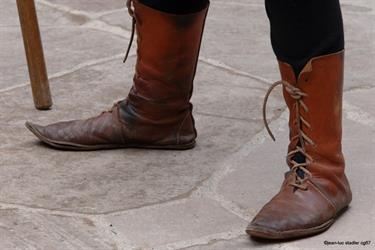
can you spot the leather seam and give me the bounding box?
[176,111,190,145]
[308,179,337,214]
[115,106,128,144]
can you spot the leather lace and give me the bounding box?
[123,0,136,63]
[263,80,314,190]
[99,1,135,115]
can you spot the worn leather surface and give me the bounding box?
[249,51,352,237]
[26,1,209,149]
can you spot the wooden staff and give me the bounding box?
[16,0,52,110]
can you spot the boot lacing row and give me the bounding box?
[263,80,314,190]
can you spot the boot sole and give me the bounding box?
[25,122,196,151]
[246,219,334,240]
[246,206,348,240]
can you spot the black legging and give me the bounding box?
[140,0,344,76]
[140,0,208,14]
[266,0,344,75]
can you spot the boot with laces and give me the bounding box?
[246,51,352,239]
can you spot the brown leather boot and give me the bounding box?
[25,0,209,150]
[246,51,352,239]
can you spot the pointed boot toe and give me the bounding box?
[26,120,82,149]
[25,121,49,142]
[25,106,128,150]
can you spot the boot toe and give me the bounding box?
[25,121,49,141]
[247,200,305,238]
[246,183,336,239]
[25,120,80,147]
[247,209,334,240]
[25,110,126,150]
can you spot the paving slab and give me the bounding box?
[0,28,28,90]
[35,3,90,26]
[0,0,127,90]
[103,198,246,249]
[343,10,375,90]
[183,236,263,250]
[0,26,126,90]
[341,0,375,14]
[0,208,114,250]
[215,112,290,218]
[46,0,125,14]
[0,1,93,90]
[0,1,74,28]
[201,1,279,83]
[0,1,21,27]
[0,0,86,27]
[345,88,375,118]
[99,10,135,32]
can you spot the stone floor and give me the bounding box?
[0,0,374,249]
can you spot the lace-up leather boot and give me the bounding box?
[246,51,352,239]
[26,0,209,150]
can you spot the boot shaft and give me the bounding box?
[120,0,209,145]
[278,51,351,209]
[129,1,209,114]
[279,51,345,168]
